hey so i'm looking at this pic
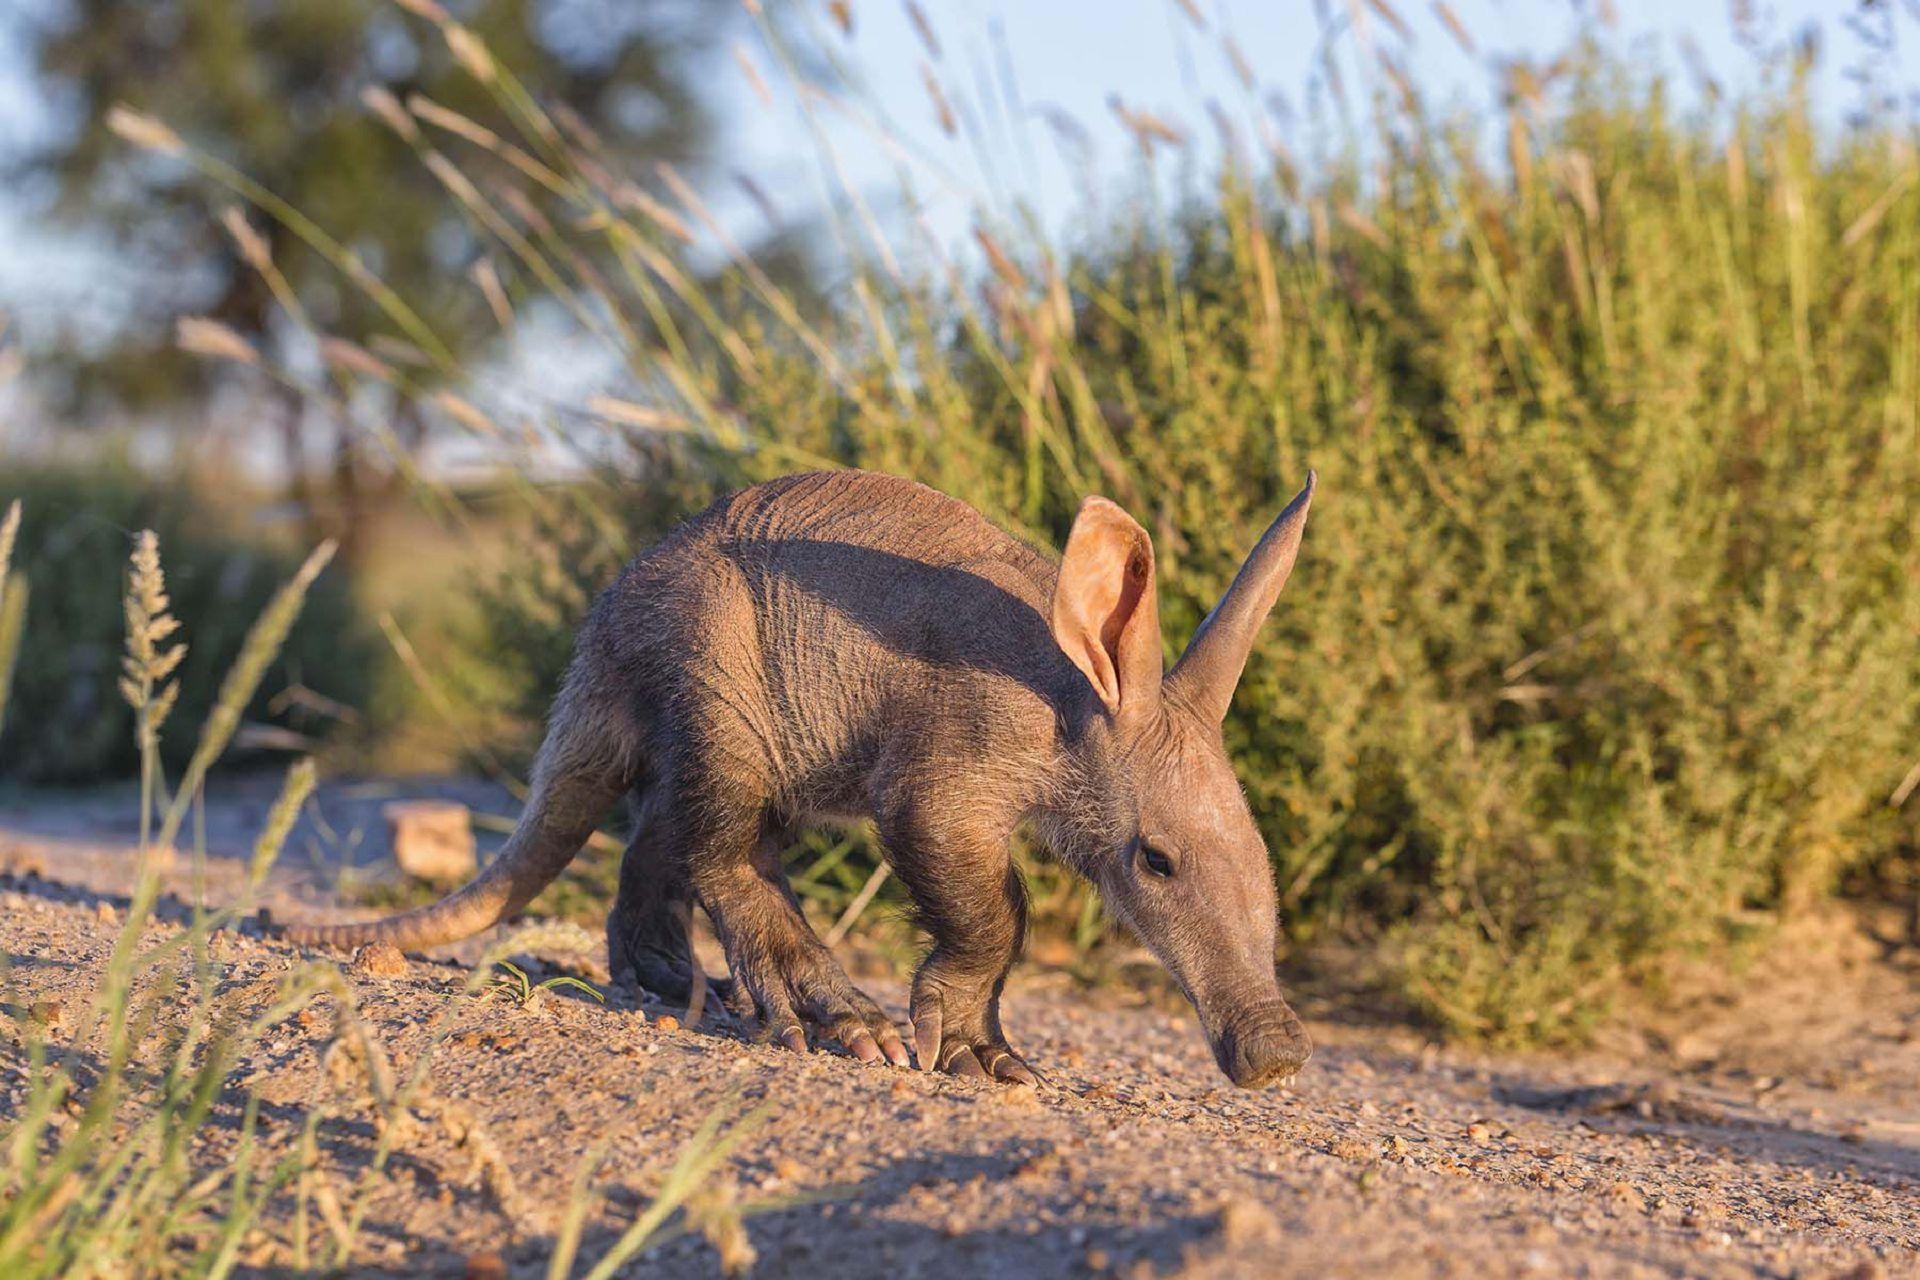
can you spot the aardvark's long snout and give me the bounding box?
[1209,995,1313,1089]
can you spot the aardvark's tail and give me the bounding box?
[281,672,635,951]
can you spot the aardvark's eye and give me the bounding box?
[1138,841,1175,878]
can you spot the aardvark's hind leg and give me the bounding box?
[607,788,731,1004]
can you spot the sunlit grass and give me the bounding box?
[0,523,760,1274]
[0,500,23,733]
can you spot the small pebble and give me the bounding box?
[1214,1195,1280,1246]
[350,942,408,979]
[990,1083,1042,1111]
[1606,1181,1646,1213]
[463,1252,507,1280]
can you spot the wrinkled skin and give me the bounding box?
[286,469,1316,1087]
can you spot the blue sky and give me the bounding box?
[0,0,1910,405]
[715,0,1902,254]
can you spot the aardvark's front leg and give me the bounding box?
[880,808,1036,1084]
[685,808,910,1068]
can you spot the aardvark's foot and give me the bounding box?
[739,949,911,1068]
[908,978,1037,1085]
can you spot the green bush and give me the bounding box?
[496,82,1919,1039]
[160,11,1920,1041]
[0,460,377,784]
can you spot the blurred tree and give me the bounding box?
[16,0,761,554]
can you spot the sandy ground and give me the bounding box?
[0,777,1916,1278]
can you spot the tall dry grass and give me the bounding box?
[0,526,336,1275]
[0,500,23,732]
[0,519,760,1273]
[118,3,1920,1040]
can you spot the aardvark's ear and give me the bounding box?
[1167,470,1315,723]
[1051,496,1162,722]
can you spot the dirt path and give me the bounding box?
[0,788,1916,1278]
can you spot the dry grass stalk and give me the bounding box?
[0,501,19,604]
[104,104,183,156]
[319,337,396,382]
[470,258,515,328]
[359,84,418,142]
[435,390,503,438]
[249,758,316,889]
[0,500,23,733]
[118,531,186,757]
[156,539,337,855]
[176,316,260,366]
[1108,96,1186,151]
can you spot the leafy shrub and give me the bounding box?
[508,82,1920,1039]
[0,459,377,784]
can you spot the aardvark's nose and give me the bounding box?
[1213,998,1313,1089]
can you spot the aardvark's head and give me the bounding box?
[1046,473,1316,1089]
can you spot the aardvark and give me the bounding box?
[289,468,1317,1088]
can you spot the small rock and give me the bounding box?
[385,801,477,884]
[94,901,118,926]
[1467,1121,1495,1144]
[1012,1152,1063,1183]
[655,1014,680,1033]
[1213,1195,1280,1246]
[1826,1261,1886,1280]
[1606,1180,1646,1213]
[463,1252,507,1280]
[350,942,408,979]
[1085,1247,1111,1272]
[27,1000,64,1030]
[990,1083,1041,1110]
[0,852,47,878]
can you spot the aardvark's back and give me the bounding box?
[595,469,1077,805]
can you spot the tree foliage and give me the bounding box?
[22,0,743,408]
